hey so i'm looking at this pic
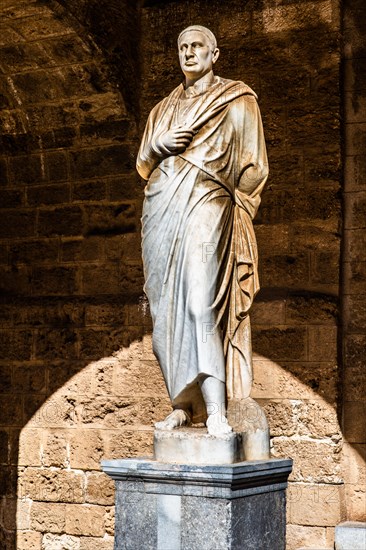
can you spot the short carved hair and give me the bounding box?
[178,25,217,50]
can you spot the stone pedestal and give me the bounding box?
[102,457,293,550]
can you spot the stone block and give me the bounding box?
[343,401,366,443]
[84,303,127,327]
[31,502,66,533]
[0,429,9,463]
[27,184,70,206]
[345,123,366,158]
[288,482,345,526]
[19,468,84,503]
[37,206,83,237]
[78,328,108,359]
[18,429,42,467]
[250,298,286,326]
[61,236,104,263]
[257,399,297,437]
[0,209,36,238]
[35,328,78,360]
[272,438,341,483]
[0,329,32,361]
[69,145,133,180]
[344,367,366,401]
[42,533,80,549]
[41,127,78,150]
[79,537,114,550]
[254,1,334,34]
[8,154,44,185]
[297,400,341,438]
[0,394,23,426]
[344,261,366,295]
[26,102,79,131]
[252,326,307,361]
[260,252,310,288]
[77,394,171,430]
[308,326,337,361]
[342,443,366,487]
[344,154,366,192]
[345,334,366,372]
[104,429,154,459]
[286,524,327,550]
[10,239,59,265]
[0,265,32,295]
[13,364,46,393]
[80,266,120,296]
[285,293,337,325]
[2,496,30,530]
[79,119,131,146]
[344,228,366,262]
[78,93,126,123]
[83,203,136,237]
[0,157,8,185]
[344,294,366,332]
[69,430,104,470]
[42,432,68,468]
[86,472,115,505]
[0,189,23,208]
[17,531,42,550]
[90,359,115,396]
[0,364,11,391]
[112,359,167,397]
[47,363,93,395]
[12,13,72,39]
[109,174,143,201]
[65,504,105,537]
[311,251,340,285]
[345,192,366,229]
[32,267,77,296]
[345,485,366,520]
[104,506,115,536]
[72,180,107,202]
[0,244,8,264]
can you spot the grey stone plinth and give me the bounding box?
[335,521,366,549]
[102,457,293,550]
[154,427,241,464]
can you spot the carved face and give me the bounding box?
[178,30,219,81]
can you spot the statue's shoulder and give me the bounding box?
[216,76,258,99]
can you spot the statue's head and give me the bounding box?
[177,25,219,82]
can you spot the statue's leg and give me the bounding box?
[200,376,232,436]
[155,409,191,431]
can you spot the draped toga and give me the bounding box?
[137,76,268,422]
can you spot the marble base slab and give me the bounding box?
[335,521,366,549]
[154,427,241,464]
[102,457,293,550]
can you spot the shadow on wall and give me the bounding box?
[0,0,364,548]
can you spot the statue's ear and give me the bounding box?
[213,48,220,64]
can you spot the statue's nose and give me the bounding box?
[185,45,194,57]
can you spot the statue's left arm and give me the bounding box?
[234,94,269,219]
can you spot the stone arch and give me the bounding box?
[0,1,160,548]
[0,0,365,549]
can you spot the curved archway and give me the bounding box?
[0,1,364,549]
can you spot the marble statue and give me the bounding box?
[137,25,268,438]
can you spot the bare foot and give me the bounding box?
[206,413,233,437]
[155,409,191,431]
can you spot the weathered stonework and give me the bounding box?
[0,0,364,549]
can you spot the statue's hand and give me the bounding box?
[158,126,195,154]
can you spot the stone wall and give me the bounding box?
[342,0,366,525]
[0,0,364,549]
[0,1,168,548]
[140,1,345,548]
